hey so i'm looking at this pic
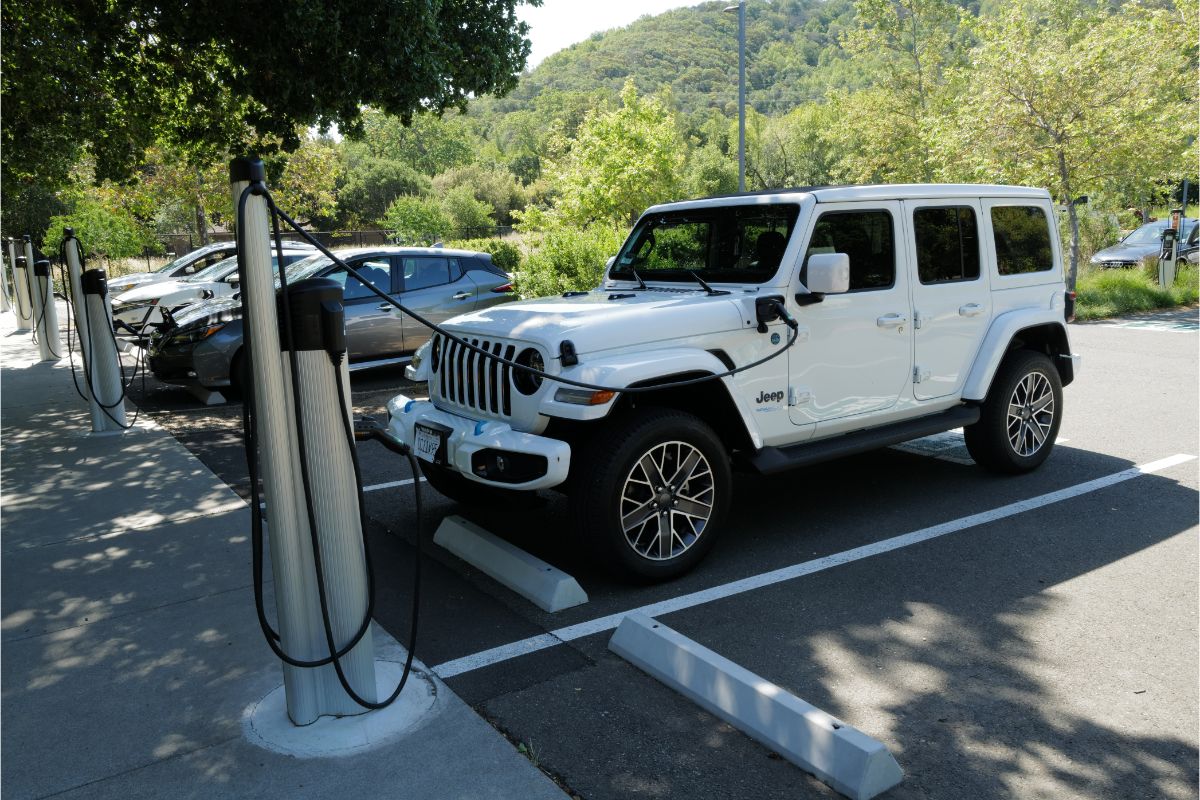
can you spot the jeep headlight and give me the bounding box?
[512,347,545,395]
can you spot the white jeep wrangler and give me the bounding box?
[388,184,1080,581]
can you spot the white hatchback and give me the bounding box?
[111,248,313,336]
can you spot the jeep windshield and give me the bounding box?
[611,203,799,284]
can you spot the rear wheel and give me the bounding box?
[570,408,731,582]
[965,350,1062,474]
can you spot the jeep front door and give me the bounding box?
[905,200,990,400]
[787,202,912,429]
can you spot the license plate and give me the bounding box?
[414,423,447,464]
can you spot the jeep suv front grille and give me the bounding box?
[433,333,517,418]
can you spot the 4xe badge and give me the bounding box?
[756,390,785,404]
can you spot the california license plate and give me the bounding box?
[414,423,447,464]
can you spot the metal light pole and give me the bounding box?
[725,1,747,192]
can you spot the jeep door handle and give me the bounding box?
[876,313,907,328]
[452,291,472,300]
[958,303,984,317]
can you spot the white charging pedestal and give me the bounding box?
[31,258,62,362]
[12,238,34,332]
[232,157,376,726]
[80,269,128,432]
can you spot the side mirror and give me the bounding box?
[806,253,850,294]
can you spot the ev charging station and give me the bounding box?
[31,257,62,362]
[11,237,34,332]
[231,157,377,726]
[79,268,129,432]
[0,237,12,313]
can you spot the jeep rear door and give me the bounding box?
[787,200,912,429]
[904,199,991,401]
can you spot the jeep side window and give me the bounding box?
[803,210,895,291]
[991,206,1053,275]
[915,206,980,284]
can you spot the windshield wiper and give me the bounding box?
[686,270,729,296]
[629,268,648,290]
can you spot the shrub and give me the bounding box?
[441,186,496,239]
[515,223,625,298]
[446,238,522,273]
[1075,262,1199,320]
[378,195,451,245]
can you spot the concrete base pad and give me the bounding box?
[244,662,439,758]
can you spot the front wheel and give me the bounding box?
[965,350,1063,474]
[570,409,732,582]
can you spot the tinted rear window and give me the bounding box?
[915,206,980,284]
[991,206,1054,275]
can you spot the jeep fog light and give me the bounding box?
[555,387,616,405]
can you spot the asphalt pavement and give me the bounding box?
[121,307,1199,799]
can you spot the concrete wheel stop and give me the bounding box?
[243,662,438,758]
[609,613,903,800]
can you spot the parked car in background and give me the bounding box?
[106,242,238,297]
[1090,219,1197,269]
[112,246,315,336]
[148,246,515,396]
[1178,223,1198,266]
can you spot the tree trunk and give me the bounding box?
[1058,150,1080,292]
[194,171,210,246]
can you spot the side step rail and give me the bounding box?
[745,405,980,475]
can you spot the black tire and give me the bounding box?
[569,408,732,583]
[418,460,541,510]
[223,350,247,400]
[965,350,1063,474]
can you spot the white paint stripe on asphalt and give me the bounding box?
[363,477,426,493]
[431,453,1197,679]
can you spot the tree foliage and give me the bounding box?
[337,157,430,228]
[379,195,452,245]
[948,0,1196,286]
[1,0,539,190]
[548,81,685,227]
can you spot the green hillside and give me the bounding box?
[477,0,869,120]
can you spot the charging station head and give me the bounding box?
[64,227,75,239]
[229,156,266,185]
[33,259,50,278]
[278,277,345,353]
[82,268,108,296]
[16,256,26,269]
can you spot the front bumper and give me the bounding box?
[387,394,571,491]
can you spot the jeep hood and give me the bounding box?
[439,289,752,355]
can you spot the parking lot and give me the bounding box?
[126,309,1199,800]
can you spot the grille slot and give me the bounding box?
[431,333,519,419]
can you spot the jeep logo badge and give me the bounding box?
[756,390,785,404]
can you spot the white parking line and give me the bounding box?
[363,477,425,493]
[430,453,1197,679]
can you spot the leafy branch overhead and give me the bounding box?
[1,0,541,188]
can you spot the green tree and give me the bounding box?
[432,165,528,225]
[514,221,626,298]
[269,136,342,228]
[337,157,430,228]
[379,195,452,245]
[441,186,497,238]
[2,0,538,190]
[549,80,686,226]
[358,111,476,176]
[949,0,1196,288]
[746,104,839,189]
[43,193,160,263]
[833,0,968,182]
